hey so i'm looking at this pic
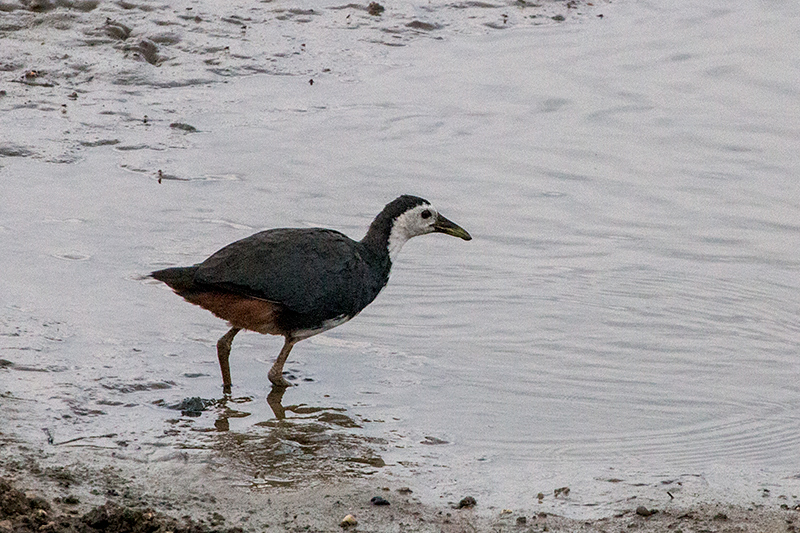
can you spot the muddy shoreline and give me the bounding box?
[2,427,798,532]
[1,474,797,533]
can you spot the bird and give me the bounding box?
[150,195,471,392]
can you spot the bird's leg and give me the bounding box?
[268,337,297,388]
[216,327,241,394]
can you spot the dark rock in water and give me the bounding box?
[367,2,384,15]
[370,496,390,506]
[457,496,476,509]
[171,397,215,417]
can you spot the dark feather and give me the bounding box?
[151,266,199,293]
[193,228,390,325]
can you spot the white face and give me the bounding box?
[387,203,438,261]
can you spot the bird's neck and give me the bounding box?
[360,211,394,262]
[356,226,393,297]
[360,226,392,264]
[361,215,416,264]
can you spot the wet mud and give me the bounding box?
[1,470,797,533]
[0,477,244,533]
[0,0,606,163]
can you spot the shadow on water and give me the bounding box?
[163,386,387,488]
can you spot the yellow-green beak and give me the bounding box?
[434,214,472,241]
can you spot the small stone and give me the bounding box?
[457,496,477,509]
[554,486,570,498]
[516,516,527,525]
[370,496,390,506]
[169,123,198,133]
[397,487,413,494]
[340,514,357,528]
[636,506,657,517]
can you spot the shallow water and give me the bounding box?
[2,0,800,518]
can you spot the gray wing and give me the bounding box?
[194,228,375,318]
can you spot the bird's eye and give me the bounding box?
[420,209,432,219]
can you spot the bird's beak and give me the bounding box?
[433,214,472,241]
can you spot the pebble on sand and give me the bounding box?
[636,506,658,517]
[457,496,477,509]
[340,514,357,528]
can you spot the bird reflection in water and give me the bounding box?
[211,386,287,431]
[212,385,359,431]
[209,388,383,485]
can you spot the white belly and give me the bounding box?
[292,314,353,340]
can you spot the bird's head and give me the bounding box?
[382,195,471,261]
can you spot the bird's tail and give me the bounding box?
[150,266,199,294]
